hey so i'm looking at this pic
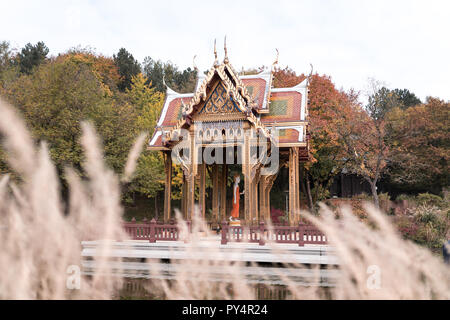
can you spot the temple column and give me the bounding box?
[265,174,277,221]
[259,176,266,221]
[163,151,172,222]
[181,172,187,218]
[243,130,251,223]
[295,148,300,223]
[212,164,219,222]
[259,173,277,221]
[186,132,197,220]
[186,172,195,220]
[288,147,300,224]
[252,168,261,222]
[259,177,266,222]
[199,162,206,220]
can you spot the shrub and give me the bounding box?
[411,205,449,249]
[379,192,391,202]
[416,193,444,207]
[353,192,371,201]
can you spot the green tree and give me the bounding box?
[142,57,197,93]
[113,48,141,91]
[16,41,49,74]
[0,41,15,71]
[125,73,165,198]
[392,88,421,109]
[2,53,138,186]
[0,41,20,96]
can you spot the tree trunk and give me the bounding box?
[369,180,379,209]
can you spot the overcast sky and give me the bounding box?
[1,0,449,101]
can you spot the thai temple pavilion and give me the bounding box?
[148,44,310,225]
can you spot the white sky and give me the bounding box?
[1,0,449,102]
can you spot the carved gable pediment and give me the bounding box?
[193,80,246,121]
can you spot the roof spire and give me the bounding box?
[162,74,179,95]
[272,48,279,68]
[224,35,229,63]
[213,39,218,66]
[306,63,314,90]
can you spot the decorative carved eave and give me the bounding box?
[162,59,275,148]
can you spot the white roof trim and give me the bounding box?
[239,68,271,79]
[195,73,207,91]
[239,69,272,110]
[149,131,162,146]
[156,92,194,127]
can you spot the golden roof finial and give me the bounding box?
[213,39,218,66]
[224,35,229,63]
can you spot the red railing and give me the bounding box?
[123,219,190,243]
[220,221,327,246]
[123,218,327,246]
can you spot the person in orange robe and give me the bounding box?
[230,174,242,220]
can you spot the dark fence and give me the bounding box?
[220,221,327,246]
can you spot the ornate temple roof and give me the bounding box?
[148,47,309,150]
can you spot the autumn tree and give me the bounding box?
[16,41,49,74]
[0,41,15,71]
[336,79,395,208]
[0,41,20,97]
[386,97,449,193]
[274,67,357,208]
[59,48,122,92]
[1,52,138,187]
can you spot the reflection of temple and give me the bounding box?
[148,46,310,225]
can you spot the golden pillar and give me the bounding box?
[185,132,197,220]
[243,130,251,223]
[259,177,266,222]
[251,167,261,222]
[288,147,300,224]
[181,172,187,218]
[265,174,277,221]
[199,161,206,220]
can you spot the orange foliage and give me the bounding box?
[273,67,360,165]
[55,52,121,92]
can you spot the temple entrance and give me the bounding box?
[148,46,310,225]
